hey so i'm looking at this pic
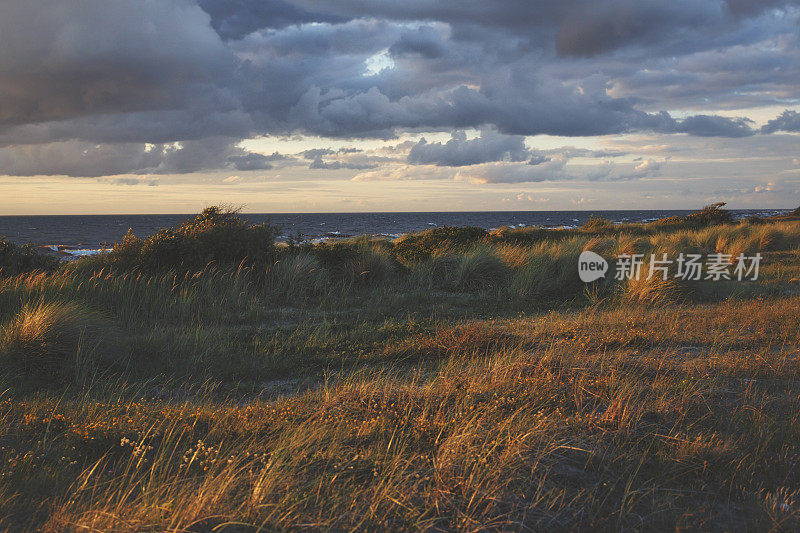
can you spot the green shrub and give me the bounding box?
[581,214,615,232]
[651,202,733,229]
[687,202,733,225]
[487,226,555,245]
[758,227,785,251]
[0,240,60,276]
[393,226,488,265]
[102,207,276,271]
[614,234,649,257]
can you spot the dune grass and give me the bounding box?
[1,208,799,530]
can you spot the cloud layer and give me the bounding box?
[0,1,798,177]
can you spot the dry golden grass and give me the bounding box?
[0,301,118,384]
[0,296,796,530]
[1,218,800,530]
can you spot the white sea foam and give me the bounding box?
[64,248,108,257]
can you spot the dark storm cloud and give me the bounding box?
[389,27,448,59]
[674,115,756,137]
[0,138,281,177]
[761,110,800,133]
[407,131,529,166]
[724,0,793,16]
[0,109,255,147]
[554,0,723,57]
[0,0,233,127]
[197,0,344,40]
[290,0,796,55]
[227,153,274,171]
[0,0,797,177]
[284,81,684,139]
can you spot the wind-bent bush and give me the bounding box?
[581,214,616,232]
[651,202,733,229]
[102,207,276,271]
[393,226,488,265]
[0,239,60,276]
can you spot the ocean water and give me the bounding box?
[0,209,788,257]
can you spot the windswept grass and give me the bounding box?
[0,301,118,385]
[1,296,799,530]
[1,206,800,530]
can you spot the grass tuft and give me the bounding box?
[453,247,510,290]
[0,301,117,383]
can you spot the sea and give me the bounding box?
[0,209,789,258]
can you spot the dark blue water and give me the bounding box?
[0,209,788,253]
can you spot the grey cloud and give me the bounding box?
[301,148,336,160]
[407,130,528,166]
[308,157,377,170]
[0,1,233,127]
[674,115,755,137]
[198,0,344,40]
[0,0,797,178]
[389,26,447,59]
[762,110,800,133]
[0,142,164,178]
[454,157,570,184]
[286,80,689,139]
[555,0,723,57]
[602,18,800,110]
[528,147,628,161]
[109,177,160,186]
[455,156,664,184]
[607,158,663,181]
[227,153,274,171]
[725,0,793,16]
[292,0,794,56]
[0,138,282,177]
[0,109,255,147]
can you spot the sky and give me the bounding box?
[1,0,799,214]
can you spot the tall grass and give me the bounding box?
[0,296,792,530]
[266,253,330,301]
[1,211,800,529]
[509,237,588,301]
[453,246,511,290]
[0,301,118,384]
